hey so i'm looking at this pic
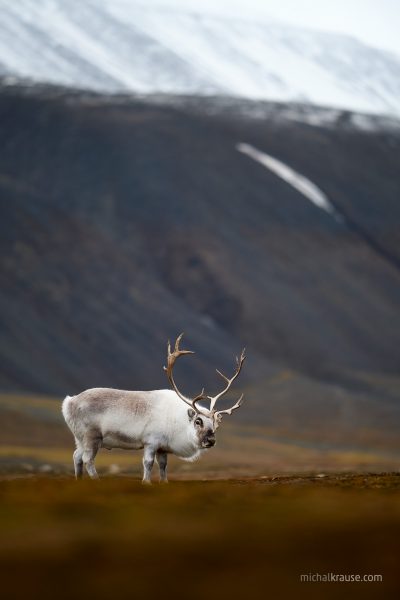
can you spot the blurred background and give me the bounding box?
[1,0,400,477]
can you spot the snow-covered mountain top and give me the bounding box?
[1,0,400,116]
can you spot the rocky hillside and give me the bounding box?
[1,84,400,445]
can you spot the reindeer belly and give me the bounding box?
[102,432,143,450]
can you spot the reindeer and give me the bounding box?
[62,334,245,483]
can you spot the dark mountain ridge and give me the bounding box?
[1,84,400,445]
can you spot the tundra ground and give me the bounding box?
[1,393,399,598]
[0,474,399,600]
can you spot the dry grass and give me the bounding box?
[1,439,398,480]
[1,392,400,477]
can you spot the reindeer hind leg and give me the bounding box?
[82,429,102,479]
[73,441,84,479]
[142,445,156,484]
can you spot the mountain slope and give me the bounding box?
[1,84,400,445]
[1,0,400,115]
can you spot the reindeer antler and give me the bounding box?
[207,349,246,428]
[164,335,246,426]
[164,333,208,415]
[208,349,246,411]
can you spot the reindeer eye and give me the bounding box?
[195,418,203,427]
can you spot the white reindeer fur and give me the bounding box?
[62,388,215,482]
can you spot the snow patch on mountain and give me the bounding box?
[237,143,343,221]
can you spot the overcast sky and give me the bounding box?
[148,0,400,57]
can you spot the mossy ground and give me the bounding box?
[0,473,399,600]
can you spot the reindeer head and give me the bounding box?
[164,333,246,445]
[187,408,216,448]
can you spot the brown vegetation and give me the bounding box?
[0,474,399,600]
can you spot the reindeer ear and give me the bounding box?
[187,408,196,421]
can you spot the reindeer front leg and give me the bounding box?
[142,445,156,484]
[156,450,168,483]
